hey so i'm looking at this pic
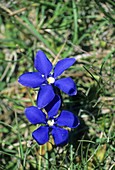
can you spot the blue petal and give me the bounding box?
[55,77,77,96]
[34,50,52,76]
[18,72,45,88]
[52,126,68,146]
[32,126,49,145]
[57,110,80,128]
[54,58,76,78]
[37,85,55,108]
[25,106,46,124]
[45,95,61,118]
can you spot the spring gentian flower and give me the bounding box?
[18,50,77,108]
[25,95,80,146]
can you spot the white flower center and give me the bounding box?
[47,119,55,126]
[42,74,45,78]
[47,77,55,84]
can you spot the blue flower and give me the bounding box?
[25,95,80,146]
[18,50,77,108]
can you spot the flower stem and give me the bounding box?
[45,144,49,168]
[70,144,73,170]
[38,146,42,170]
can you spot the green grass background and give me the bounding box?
[0,0,115,169]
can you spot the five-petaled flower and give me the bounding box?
[18,50,77,108]
[25,95,80,146]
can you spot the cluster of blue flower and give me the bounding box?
[18,50,80,146]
